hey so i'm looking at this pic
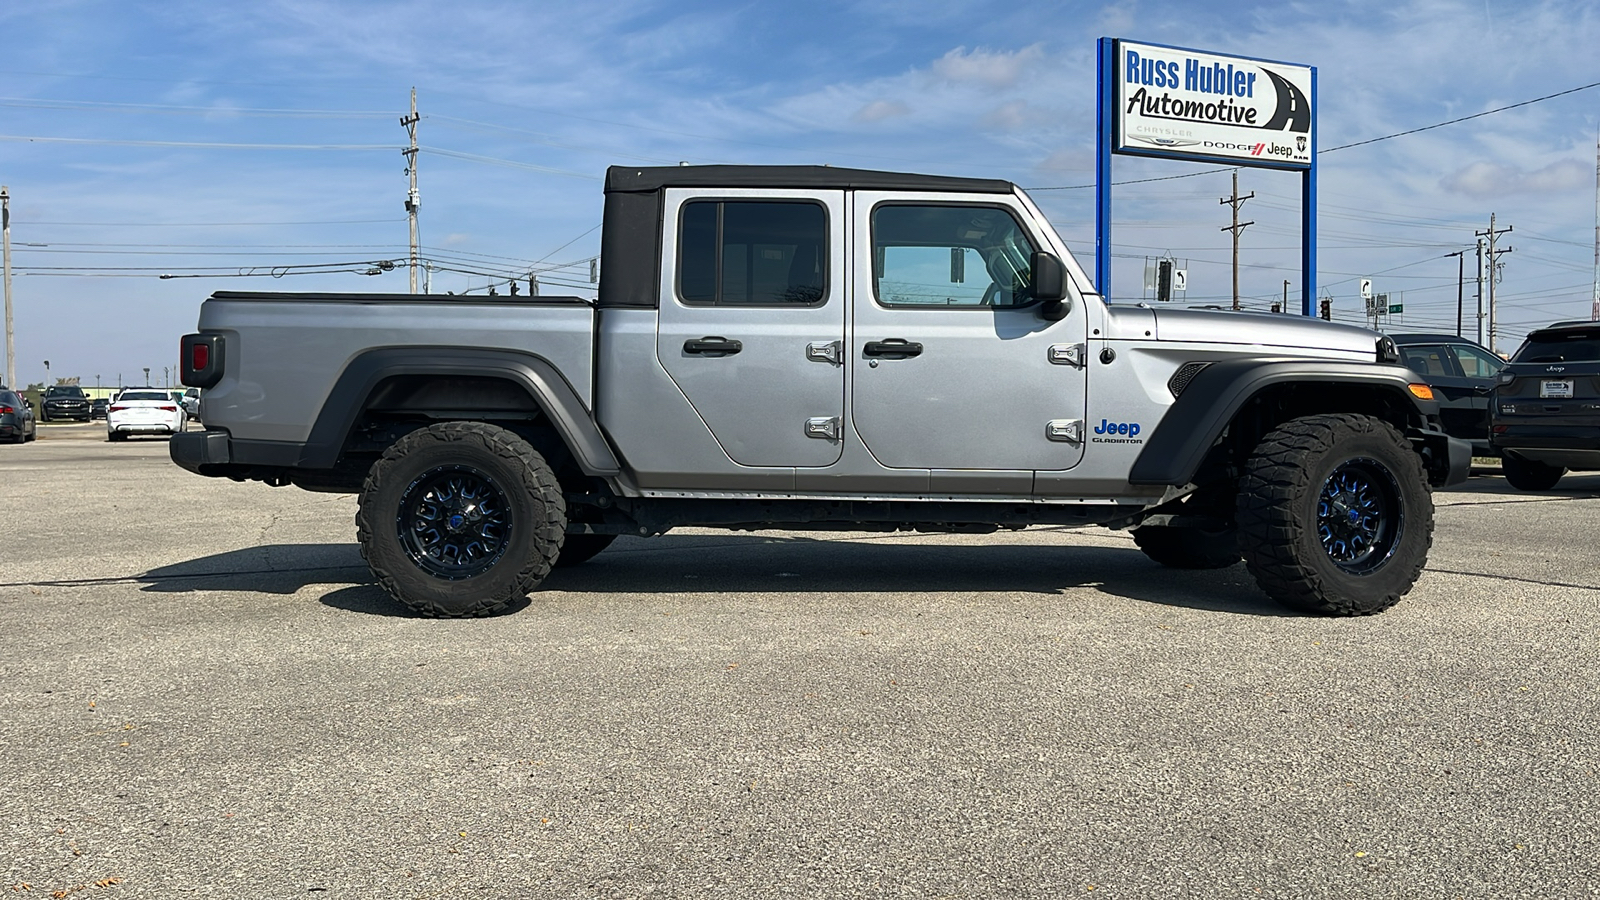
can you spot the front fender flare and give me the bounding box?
[1128,358,1438,486]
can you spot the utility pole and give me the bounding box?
[1219,170,1254,311]
[400,88,421,294]
[1477,214,1513,354]
[1445,249,1466,337]
[1475,237,1487,345]
[2,185,12,390]
[1282,280,1290,312]
[1592,126,1599,321]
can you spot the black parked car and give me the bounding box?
[0,388,37,443]
[39,384,92,422]
[1389,333,1504,456]
[91,398,109,419]
[1491,320,1600,490]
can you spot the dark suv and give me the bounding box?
[40,385,92,422]
[1491,320,1600,490]
[1390,333,1504,455]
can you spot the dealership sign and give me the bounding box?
[1114,39,1313,169]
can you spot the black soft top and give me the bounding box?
[604,165,1015,195]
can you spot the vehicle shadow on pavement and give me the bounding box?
[134,536,1299,618]
[1436,473,1600,500]
[136,544,371,594]
[546,535,1296,617]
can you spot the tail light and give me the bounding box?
[110,405,127,412]
[0,406,13,414]
[181,333,224,388]
[159,405,178,411]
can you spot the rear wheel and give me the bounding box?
[1236,414,1432,616]
[357,422,566,618]
[1501,455,1564,491]
[1132,523,1240,569]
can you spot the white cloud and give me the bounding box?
[930,44,1045,89]
[852,100,911,124]
[1442,159,1592,196]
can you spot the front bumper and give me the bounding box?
[1413,426,1472,487]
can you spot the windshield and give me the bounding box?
[45,386,86,397]
[1515,331,1600,363]
[118,391,169,401]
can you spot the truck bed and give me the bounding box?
[195,291,597,445]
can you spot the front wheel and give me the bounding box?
[1501,455,1564,491]
[1236,414,1432,616]
[357,422,567,617]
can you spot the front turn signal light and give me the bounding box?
[1407,383,1435,400]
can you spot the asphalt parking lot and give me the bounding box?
[3,422,1597,899]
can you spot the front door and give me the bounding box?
[656,188,846,468]
[850,193,1088,473]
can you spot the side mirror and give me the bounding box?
[1032,251,1069,320]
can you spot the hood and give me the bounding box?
[1150,307,1377,356]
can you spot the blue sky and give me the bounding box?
[2,0,1599,387]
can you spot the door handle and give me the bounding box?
[862,339,923,358]
[684,336,743,355]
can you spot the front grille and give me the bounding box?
[1167,362,1210,398]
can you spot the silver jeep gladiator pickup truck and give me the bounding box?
[173,164,1470,617]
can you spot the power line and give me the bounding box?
[22,219,404,227]
[0,134,392,150]
[1322,80,1600,152]
[1027,78,1600,190]
[0,97,393,118]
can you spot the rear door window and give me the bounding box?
[1400,345,1458,378]
[1450,344,1504,378]
[677,200,828,307]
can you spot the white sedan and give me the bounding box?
[107,389,187,441]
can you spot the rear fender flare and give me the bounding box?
[304,347,621,475]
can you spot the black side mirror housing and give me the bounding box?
[1032,250,1069,320]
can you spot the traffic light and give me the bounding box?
[1319,298,1331,320]
[1270,302,1281,313]
[1156,259,1174,302]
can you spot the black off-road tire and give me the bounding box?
[357,422,566,618]
[1132,523,1240,569]
[554,533,617,568]
[1501,455,1564,491]
[1236,414,1432,616]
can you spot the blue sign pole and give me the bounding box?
[1095,37,1113,298]
[1301,65,1318,316]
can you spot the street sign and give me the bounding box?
[1113,40,1314,169]
[1360,279,1373,300]
[1389,303,1403,314]
[1172,269,1187,291]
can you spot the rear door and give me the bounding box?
[1447,343,1503,446]
[655,188,846,468]
[849,193,1087,476]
